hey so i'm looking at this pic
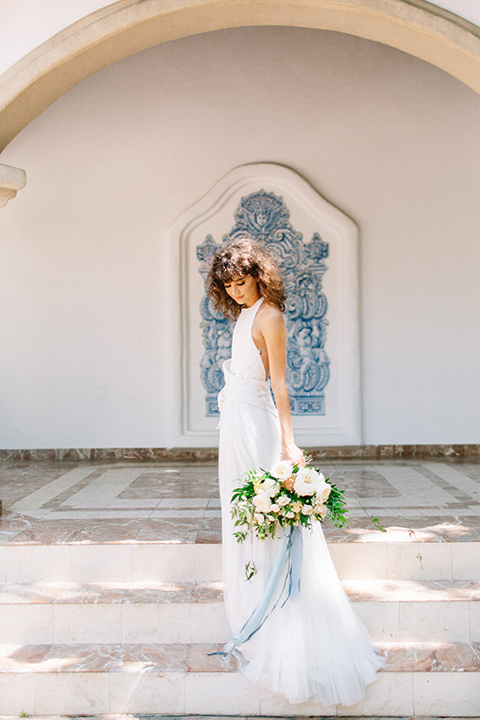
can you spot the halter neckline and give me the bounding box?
[242,296,264,312]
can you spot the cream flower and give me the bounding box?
[301,505,314,516]
[254,512,265,524]
[270,460,294,481]
[270,503,280,513]
[291,501,303,513]
[293,467,321,496]
[313,501,328,519]
[315,476,331,503]
[277,496,290,507]
[262,477,279,497]
[253,493,273,513]
[285,511,296,519]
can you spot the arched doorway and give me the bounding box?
[1,0,480,153]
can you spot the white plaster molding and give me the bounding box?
[0,164,26,208]
[173,162,361,446]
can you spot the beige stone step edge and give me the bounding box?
[0,580,479,645]
[1,542,479,583]
[1,578,479,604]
[1,598,479,645]
[0,643,478,716]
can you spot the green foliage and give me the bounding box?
[245,560,258,581]
[325,483,349,528]
[369,515,387,532]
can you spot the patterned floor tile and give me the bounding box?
[0,460,479,545]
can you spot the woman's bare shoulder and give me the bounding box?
[257,302,285,332]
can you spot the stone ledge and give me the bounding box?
[0,163,26,207]
[0,444,478,462]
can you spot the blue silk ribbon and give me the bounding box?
[210,525,303,656]
[288,523,303,601]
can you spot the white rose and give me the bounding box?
[285,511,295,519]
[254,512,265,524]
[277,496,290,507]
[291,501,303,513]
[253,493,273,513]
[293,467,321,496]
[270,461,294,481]
[270,504,280,513]
[302,505,313,516]
[262,477,279,497]
[315,477,331,503]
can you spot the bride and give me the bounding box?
[207,236,381,706]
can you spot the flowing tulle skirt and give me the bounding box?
[218,395,382,706]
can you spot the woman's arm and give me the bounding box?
[260,307,304,468]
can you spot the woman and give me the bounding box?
[207,236,381,706]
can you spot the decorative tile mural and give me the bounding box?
[175,162,360,444]
[196,190,330,416]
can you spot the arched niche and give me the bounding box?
[172,162,361,446]
[1,0,480,154]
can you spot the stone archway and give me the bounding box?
[1,0,480,155]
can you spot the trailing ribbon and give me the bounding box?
[210,525,303,657]
[288,523,303,601]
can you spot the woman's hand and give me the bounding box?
[280,442,305,466]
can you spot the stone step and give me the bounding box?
[0,641,478,716]
[0,580,479,645]
[1,539,478,583]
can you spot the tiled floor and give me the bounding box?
[0,459,480,545]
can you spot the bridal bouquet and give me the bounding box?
[231,460,348,544]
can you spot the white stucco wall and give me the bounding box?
[0,0,110,74]
[431,0,480,25]
[1,27,479,448]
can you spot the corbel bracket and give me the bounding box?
[0,163,26,208]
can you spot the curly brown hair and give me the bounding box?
[207,236,286,320]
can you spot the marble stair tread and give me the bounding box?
[0,641,478,674]
[3,512,480,545]
[342,578,480,601]
[1,579,479,605]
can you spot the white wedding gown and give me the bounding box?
[218,296,382,705]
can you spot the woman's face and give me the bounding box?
[224,274,260,307]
